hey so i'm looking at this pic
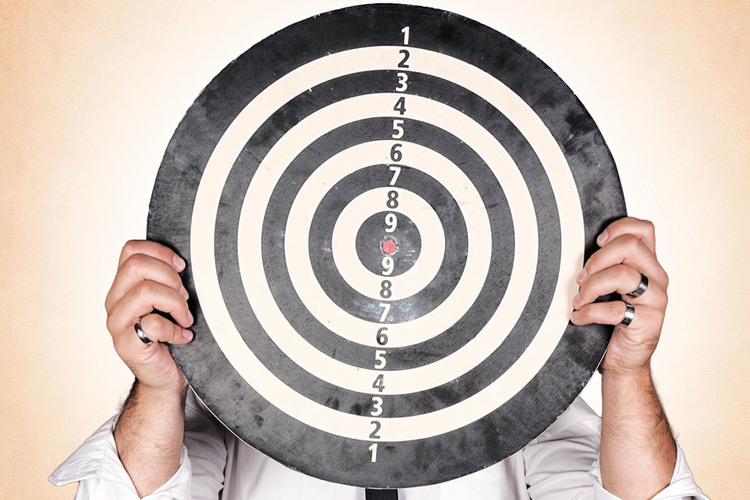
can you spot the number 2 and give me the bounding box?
[398,49,410,69]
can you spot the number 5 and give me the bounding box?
[392,119,404,139]
[375,349,387,369]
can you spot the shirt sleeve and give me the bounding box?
[48,390,227,500]
[588,443,709,500]
[523,397,708,500]
[47,415,192,499]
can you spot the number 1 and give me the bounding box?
[401,26,410,45]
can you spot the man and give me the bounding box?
[50,217,707,499]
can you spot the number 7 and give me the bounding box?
[388,165,401,186]
[378,302,391,322]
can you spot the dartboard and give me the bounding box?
[148,3,625,489]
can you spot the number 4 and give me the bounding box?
[372,374,385,392]
[393,96,406,116]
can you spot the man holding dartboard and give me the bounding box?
[50,5,706,500]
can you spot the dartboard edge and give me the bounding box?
[147,3,626,489]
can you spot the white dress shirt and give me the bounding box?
[50,392,707,499]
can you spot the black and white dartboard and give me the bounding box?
[148,3,625,489]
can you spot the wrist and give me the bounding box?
[135,376,188,399]
[601,363,652,384]
[122,378,188,416]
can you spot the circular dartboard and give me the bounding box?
[148,3,625,489]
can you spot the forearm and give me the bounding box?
[114,379,188,497]
[600,367,676,499]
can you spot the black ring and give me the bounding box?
[620,302,635,327]
[134,320,153,345]
[626,272,649,298]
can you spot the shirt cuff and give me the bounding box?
[49,416,192,499]
[588,442,708,499]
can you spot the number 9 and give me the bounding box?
[384,213,397,233]
[382,256,394,276]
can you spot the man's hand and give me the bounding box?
[105,240,194,394]
[105,240,194,496]
[571,217,669,375]
[570,217,676,499]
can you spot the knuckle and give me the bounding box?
[105,315,118,335]
[609,301,624,319]
[139,313,157,331]
[104,292,114,312]
[112,330,128,354]
[141,315,163,340]
[621,233,640,250]
[122,253,149,277]
[616,265,632,282]
[129,280,158,306]
[132,279,155,297]
[121,240,142,260]
[656,289,669,309]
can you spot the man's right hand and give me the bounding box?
[104,240,194,395]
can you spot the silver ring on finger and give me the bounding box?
[620,302,635,327]
[134,318,153,344]
[626,272,649,298]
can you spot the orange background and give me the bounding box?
[1,1,748,498]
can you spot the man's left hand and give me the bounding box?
[571,217,669,375]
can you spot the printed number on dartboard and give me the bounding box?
[368,25,412,465]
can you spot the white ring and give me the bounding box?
[191,46,584,442]
[330,186,444,302]
[281,138,494,347]
[238,98,525,390]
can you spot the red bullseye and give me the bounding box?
[382,238,397,255]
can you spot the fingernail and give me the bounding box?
[576,268,587,283]
[597,230,609,245]
[187,311,194,325]
[571,310,579,321]
[183,329,194,342]
[572,293,581,308]
[173,255,186,271]
[179,286,189,300]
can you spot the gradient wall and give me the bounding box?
[1,1,747,498]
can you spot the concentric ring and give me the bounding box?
[148,4,625,488]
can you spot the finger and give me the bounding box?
[106,253,188,313]
[597,217,656,253]
[579,233,668,288]
[118,240,186,272]
[573,264,666,310]
[137,312,194,345]
[107,280,193,335]
[571,300,655,329]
